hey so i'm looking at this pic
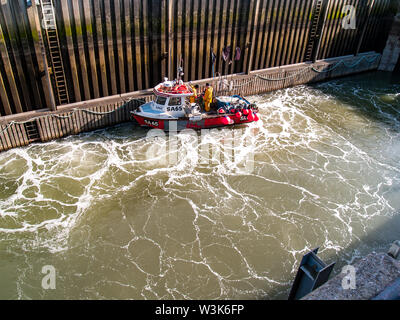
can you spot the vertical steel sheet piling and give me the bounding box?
[0,0,395,117]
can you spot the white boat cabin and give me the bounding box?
[138,95,199,120]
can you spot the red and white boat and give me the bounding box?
[131,76,259,131]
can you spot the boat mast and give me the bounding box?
[177,55,184,83]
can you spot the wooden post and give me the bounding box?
[0,23,22,115]
[167,0,173,80]
[355,0,376,56]
[246,0,261,74]
[32,1,57,111]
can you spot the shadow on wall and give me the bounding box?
[394,55,400,73]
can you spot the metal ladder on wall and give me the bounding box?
[305,0,324,62]
[24,121,41,143]
[40,0,70,105]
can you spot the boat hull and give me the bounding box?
[132,112,259,131]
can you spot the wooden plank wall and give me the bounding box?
[0,0,53,116]
[0,0,396,118]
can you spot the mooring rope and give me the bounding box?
[0,122,15,134]
[222,54,381,86]
[0,97,146,133]
[52,113,76,119]
[80,98,146,116]
[256,66,311,81]
[0,114,53,133]
[311,54,380,74]
[229,77,257,89]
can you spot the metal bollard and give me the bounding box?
[288,247,336,300]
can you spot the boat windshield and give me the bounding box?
[168,97,182,106]
[155,96,167,105]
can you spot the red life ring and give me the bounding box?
[172,85,191,94]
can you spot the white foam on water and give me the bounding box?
[1,76,400,299]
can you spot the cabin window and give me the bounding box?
[155,96,167,105]
[168,97,181,106]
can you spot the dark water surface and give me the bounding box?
[0,72,399,299]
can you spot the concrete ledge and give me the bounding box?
[303,253,400,300]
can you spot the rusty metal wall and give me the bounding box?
[0,0,396,117]
[0,0,53,116]
[318,0,393,59]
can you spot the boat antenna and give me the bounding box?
[177,56,184,82]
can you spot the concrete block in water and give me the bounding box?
[303,252,400,300]
[388,241,400,260]
[379,2,400,72]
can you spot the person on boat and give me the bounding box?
[210,98,218,113]
[203,83,213,113]
[189,84,200,104]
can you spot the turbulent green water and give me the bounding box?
[1,72,400,300]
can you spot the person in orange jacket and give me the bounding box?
[203,83,213,113]
[189,84,199,104]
